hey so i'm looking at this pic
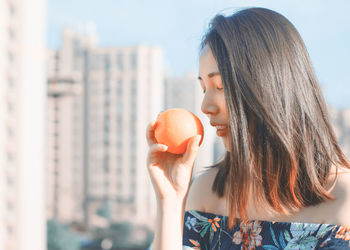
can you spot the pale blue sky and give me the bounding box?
[48,0,350,108]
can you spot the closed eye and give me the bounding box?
[202,88,222,94]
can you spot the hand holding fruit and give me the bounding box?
[146,109,204,202]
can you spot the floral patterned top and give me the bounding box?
[183,210,350,249]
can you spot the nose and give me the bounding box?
[201,92,219,116]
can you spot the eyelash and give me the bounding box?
[202,87,223,93]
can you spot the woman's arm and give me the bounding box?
[152,199,186,250]
[146,121,202,250]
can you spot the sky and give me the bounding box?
[47,0,350,109]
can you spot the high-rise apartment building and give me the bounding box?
[47,28,163,229]
[47,74,84,224]
[0,0,46,249]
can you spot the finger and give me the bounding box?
[146,120,158,146]
[149,143,168,155]
[182,135,202,166]
[147,143,168,167]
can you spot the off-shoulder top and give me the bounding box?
[183,210,350,249]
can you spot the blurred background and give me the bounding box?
[1,0,349,249]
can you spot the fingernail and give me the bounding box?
[162,145,168,151]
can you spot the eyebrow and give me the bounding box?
[197,72,220,80]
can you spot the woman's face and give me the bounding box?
[198,45,230,151]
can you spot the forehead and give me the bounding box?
[199,45,219,74]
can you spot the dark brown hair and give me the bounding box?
[201,7,350,230]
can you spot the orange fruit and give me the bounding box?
[154,108,204,154]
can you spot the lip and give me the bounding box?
[210,121,228,136]
[210,121,228,128]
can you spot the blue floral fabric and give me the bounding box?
[183,210,350,249]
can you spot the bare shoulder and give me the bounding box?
[185,167,219,212]
[315,168,350,226]
[332,169,350,211]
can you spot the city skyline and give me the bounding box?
[48,0,350,109]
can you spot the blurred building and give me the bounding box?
[47,75,84,224]
[328,107,350,158]
[164,73,221,176]
[47,28,163,229]
[0,0,46,249]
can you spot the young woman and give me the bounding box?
[146,7,350,249]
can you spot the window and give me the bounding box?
[116,101,123,114]
[8,78,14,88]
[9,3,15,16]
[7,152,13,162]
[130,136,136,149]
[129,195,135,203]
[130,80,137,96]
[117,155,123,166]
[104,54,110,70]
[117,140,122,150]
[130,79,137,120]
[7,126,13,137]
[116,53,123,70]
[131,182,136,192]
[105,114,110,122]
[8,51,14,64]
[117,167,122,175]
[104,155,109,169]
[104,86,110,96]
[104,99,110,107]
[8,28,15,40]
[7,202,13,211]
[7,225,13,235]
[130,52,137,70]
[117,80,123,96]
[7,101,14,112]
[7,176,13,186]
[104,123,109,133]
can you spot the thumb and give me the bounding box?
[182,135,202,166]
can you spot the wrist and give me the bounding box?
[157,197,186,211]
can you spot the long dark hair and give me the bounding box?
[201,7,350,230]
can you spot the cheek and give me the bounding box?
[220,99,229,120]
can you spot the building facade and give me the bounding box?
[0,0,46,249]
[47,28,164,229]
[47,75,84,224]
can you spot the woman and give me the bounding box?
[146,7,350,249]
